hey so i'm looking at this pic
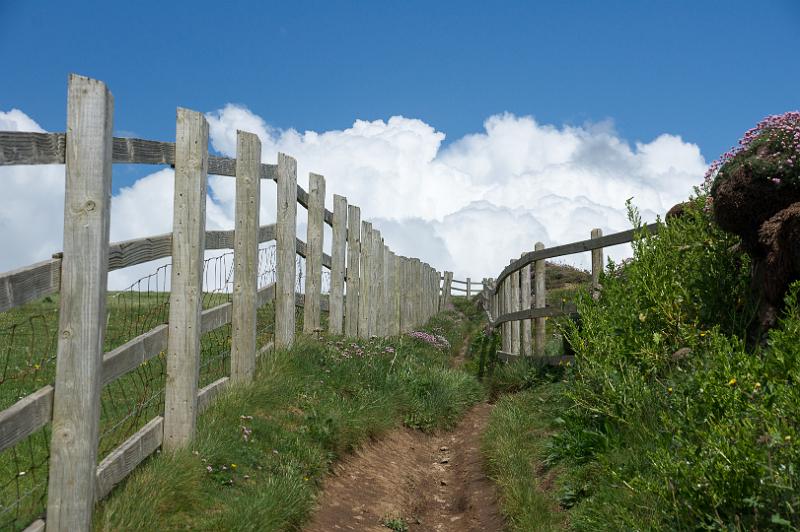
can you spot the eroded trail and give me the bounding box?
[304,403,504,531]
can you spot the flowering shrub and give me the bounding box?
[407,331,451,351]
[706,111,800,195]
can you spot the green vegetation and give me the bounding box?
[482,197,800,530]
[93,304,482,531]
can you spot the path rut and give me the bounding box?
[304,403,504,531]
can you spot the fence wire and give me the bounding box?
[199,252,234,389]
[0,302,58,530]
[99,263,171,459]
[256,244,277,348]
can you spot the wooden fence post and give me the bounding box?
[466,277,471,298]
[382,245,391,336]
[511,268,520,355]
[275,153,297,348]
[591,228,603,300]
[390,251,400,335]
[444,271,453,308]
[345,205,361,336]
[329,194,347,334]
[411,258,421,327]
[163,107,208,451]
[303,173,325,332]
[370,231,383,336]
[47,74,113,531]
[521,262,532,357]
[357,221,372,338]
[534,242,547,356]
[502,265,512,353]
[230,131,261,384]
[400,257,410,332]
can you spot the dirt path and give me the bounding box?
[304,402,504,532]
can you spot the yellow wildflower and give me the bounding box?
[728,378,737,386]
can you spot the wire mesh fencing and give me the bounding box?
[99,263,172,459]
[0,301,59,530]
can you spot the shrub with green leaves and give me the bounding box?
[551,197,800,529]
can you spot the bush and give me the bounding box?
[551,198,800,529]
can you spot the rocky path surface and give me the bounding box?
[304,402,504,531]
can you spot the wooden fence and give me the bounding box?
[0,74,457,531]
[476,223,660,361]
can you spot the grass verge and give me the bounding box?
[93,305,483,531]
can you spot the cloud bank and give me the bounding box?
[0,106,706,288]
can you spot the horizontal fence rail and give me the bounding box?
[492,222,660,293]
[479,222,662,362]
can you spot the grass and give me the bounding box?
[92,303,484,531]
[482,379,569,531]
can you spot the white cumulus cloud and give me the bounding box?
[0,105,706,289]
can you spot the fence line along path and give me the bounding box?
[0,73,462,532]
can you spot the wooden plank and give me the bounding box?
[95,416,163,501]
[113,137,174,165]
[368,230,382,336]
[591,228,603,300]
[0,258,61,313]
[501,273,511,352]
[344,205,361,337]
[534,242,547,356]
[0,131,65,165]
[492,306,564,328]
[230,131,260,384]
[197,377,229,413]
[357,222,372,338]
[101,324,168,386]
[521,264,532,357]
[493,222,660,293]
[328,194,347,334]
[201,302,232,334]
[47,74,114,531]
[106,224,275,272]
[511,269,520,355]
[163,108,208,451]
[108,233,171,270]
[0,385,54,453]
[275,153,297,348]
[389,251,400,336]
[303,173,325,332]
[22,519,45,532]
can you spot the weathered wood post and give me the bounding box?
[381,245,391,336]
[400,257,410,332]
[591,228,603,300]
[230,131,261,384]
[466,277,471,298]
[47,74,113,531]
[357,221,372,338]
[381,244,390,336]
[534,242,547,356]
[303,173,325,332]
[521,262,532,357]
[390,251,400,335]
[329,194,347,334]
[511,268,520,355]
[368,230,381,336]
[442,271,453,309]
[344,205,361,336]
[411,258,421,327]
[501,265,512,353]
[275,153,298,348]
[163,107,208,451]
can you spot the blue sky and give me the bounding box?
[1,0,799,279]
[2,0,798,182]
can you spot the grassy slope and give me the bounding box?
[93,301,484,531]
